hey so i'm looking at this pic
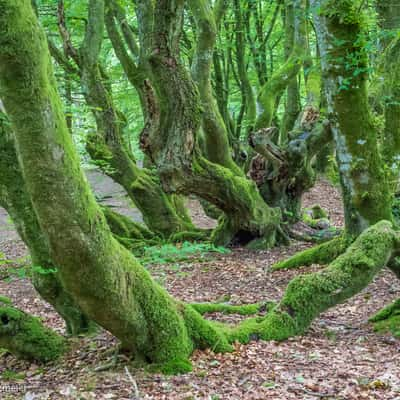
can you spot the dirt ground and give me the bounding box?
[0,172,399,400]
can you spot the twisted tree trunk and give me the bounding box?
[52,0,194,238]
[137,0,283,247]
[1,0,398,370]
[274,0,394,269]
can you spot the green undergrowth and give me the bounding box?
[0,259,56,282]
[139,241,230,266]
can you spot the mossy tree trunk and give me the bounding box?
[188,0,242,175]
[255,0,307,131]
[0,0,232,370]
[1,1,399,367]
[232,0,257,136]
[275,0,395,270]
[279,0,302,143]
[135,0,284,247]
[0,110,94,336]
[312,0,392,237]
[248,121,332,223]
[244,0,333,228]
[51,0,194,238]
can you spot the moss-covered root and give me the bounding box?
[182,305,233,353]
[272,235,348,270]
[369,299,400,338]
[191,302,275,316]
[387,257,400,280]
[0,300,65,362]
[230,221,398,343]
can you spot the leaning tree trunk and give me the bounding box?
[188,0,243,175]
[245,0,333,230]
[0,110,94,336]
[0,0,232,372]
[254,0,307,131]
[279,0,302,143]
[1,0,399,369]
[376,0,400,193]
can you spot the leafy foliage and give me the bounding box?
[140,241,230,266]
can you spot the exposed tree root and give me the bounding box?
[227,221,399,343]
[0,298,65,362]
[369,299,400,338]
[169,230,210,243]
[288,221,341,244]
[272,235,349,270]
[191,301,276,316]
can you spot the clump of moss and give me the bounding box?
[148,358,193,375]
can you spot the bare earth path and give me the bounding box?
[0,175,399,400]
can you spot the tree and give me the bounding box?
[48,0,196,239]
[1,0,399,372]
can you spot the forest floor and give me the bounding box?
[0,171,399,400]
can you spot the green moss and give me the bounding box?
[0,296,11,305]
[323,0,364,27]
[272,235,349,270]
[318,0,392,235]
[372,315,400,338]
[302,205,330,229]
[0,305,65,362]
[0,110,92,337]
[148,358,193,375]
[369,299,400,338]
[0,0,194,368]
[101,206,156,244]
[170,230,209,243]
[191,302,275,316]
[225,317,263,344]
[183,305,233,353]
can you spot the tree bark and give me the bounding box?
[0,111,94,336]
[52,0,194,238]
